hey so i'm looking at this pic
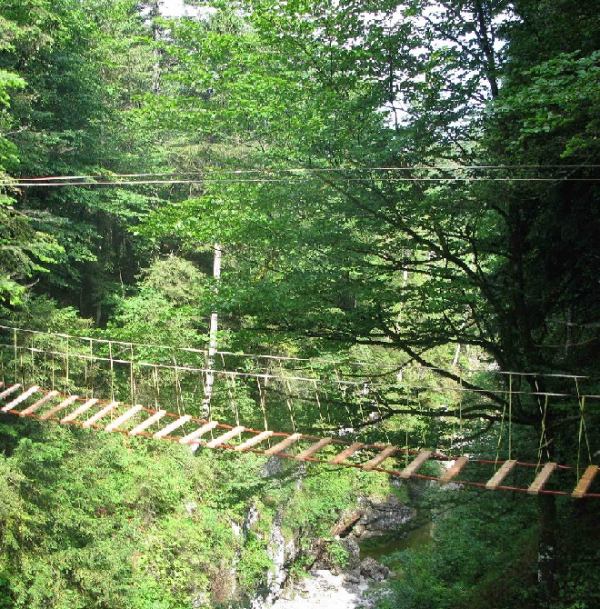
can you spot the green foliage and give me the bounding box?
[236,531,272,592]
[106,254,209,346]
[285,466,390,538]
[375,491,538,609]
[0,1,599,608]
[0,197,63,305]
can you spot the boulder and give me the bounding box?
[351,496,416,540]
[359,557,391,582]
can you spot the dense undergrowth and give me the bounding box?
[0,403,391,608]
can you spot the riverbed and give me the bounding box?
[271,569,372,609]
[270,521,434,609]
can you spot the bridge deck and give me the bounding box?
[1,383,598,499]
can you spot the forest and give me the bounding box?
[0,0,599,607]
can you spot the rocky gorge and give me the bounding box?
[250,493,418,609]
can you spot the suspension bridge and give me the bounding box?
[0,324,598,499]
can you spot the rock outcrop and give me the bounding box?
[344,496,416,540]
[358,557,391,582]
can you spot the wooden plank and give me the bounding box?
[39,395,79,420]
[572,465,599,499]
[205,425,245,448]
[296,437,332,461]
[328,442,365,465]
[0,384,21,401]
[363,446,399,472]
[399,450,432,478]
[20,391,59,417]
[179,420,219,445]
[82,402,118,428]
[153,415,192,439]
[528,462,557,495]
[1,385,39,412]
[440,456,469,484]
[105,405,144,432]
[60,398,99,424]
[129,410,166,436]
[264,433,302,456]
[485,459,517,490]
[235,430,273,452]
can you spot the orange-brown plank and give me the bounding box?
[153,415,192,439]
[61,398,99,423]
[328,442,365,465]
[20,391,59,417]
[205,425,245,448]
[0,384,22,401]
[235,430,273,452]
[264,433,302,456]
[296,437,332,461]
[40,395,79,420]
[527,462,557,495]
[440,456,469,484]
[399,450,432,478]
[179,420,219,445]
[128,410,166,436]
[363,446,398,472]
[572,465,599,499]
[105,405,144,432]
[82,401,118,428]
[1,385,39,412]
[485,459,517,490]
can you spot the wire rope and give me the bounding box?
[1,324,593,380]
[4,341,600,401]
[2,164,600,183]
[4,176,600,187]
[575,378,593,474]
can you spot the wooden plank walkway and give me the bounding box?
[0,383,598,499]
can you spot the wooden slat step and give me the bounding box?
[399,450,432,478]
[205,425,245,448]
[179,420,219,445]
[105,405,144,432]
[296,437,332,461]
[82,402,118,428]
[129,410,166,436]
[61,398,99,424]
[153,415,192,439]
[329,442,365,465]
[40,395,79,420]
[20,391,59,417]
[572,465,599,499]
[486,459,517,490]
[0,384,22,401]
[1,385,39,412]
[528,462,557,495]
[235,430,273,452]
[440,456,469,483]
[363,446,398,472]
[264,433,302,456]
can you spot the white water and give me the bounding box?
[271,570,372,609]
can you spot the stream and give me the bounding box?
[359,521,434,571]
[270,522,434,609]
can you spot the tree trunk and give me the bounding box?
[200,243,222,422]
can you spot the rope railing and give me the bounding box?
[0,324,595,377]
[0,323,598,488]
